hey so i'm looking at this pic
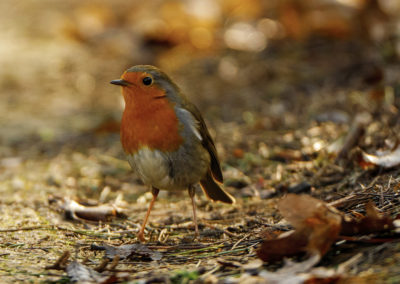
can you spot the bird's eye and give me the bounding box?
[142,77,153,86]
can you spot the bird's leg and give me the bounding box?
[188,186,199,238]
[138,187,159,242]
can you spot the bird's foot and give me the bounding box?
[138,231,146,242]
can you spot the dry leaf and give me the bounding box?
[256,229,309,262]
[258,195,396,264]
[341,201,394,235]
[257,194,341,262]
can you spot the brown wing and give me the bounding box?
[185,103,223,182]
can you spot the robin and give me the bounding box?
[110,65,235,241]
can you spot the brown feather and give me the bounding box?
[200,170,235,204]
[184,103,224,182]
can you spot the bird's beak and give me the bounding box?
[110,79,131,86]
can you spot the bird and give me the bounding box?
[110,65,235,241]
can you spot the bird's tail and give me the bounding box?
[200,170,235,204]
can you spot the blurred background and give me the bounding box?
[1,0,400,143]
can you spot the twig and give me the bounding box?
[109,255,119,270]
[336,112,371,164]
[0,225,122,239]
[203,223,238,237]
[158,228,168,243]
[113,229,138,234]
[366,175,380,188]
[231,233,250,251]
[168,243,226,256]
[195,246,255,259]
[94,258,109,272]
[337,253,363,273]
[377,185,384,207]
[45,251,70,270]
[202,265,220,277]
[386,176,393,191]
[338,236,400,243]
[328,194,357,207]
[0,225,52,232]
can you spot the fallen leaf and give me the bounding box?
[91,243,162,261]
[256,229,309,262]
[341,201,395,236]
[257,194,342,262]
[258,195,397,265]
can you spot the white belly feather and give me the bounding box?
[127,148,176,190]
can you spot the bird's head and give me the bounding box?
[110,65,183,107]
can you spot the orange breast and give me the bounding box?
[120,87,184,154]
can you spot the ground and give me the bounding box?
[1,1,400,283]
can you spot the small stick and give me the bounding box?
[336,112,371,164]
[0,225,51,232]
[45,251,70,270]
[231,233,250,251]
[337,253,363,273]
[94,259,109,272]
[203,223,238,237]
[328,194,357,208]
[109,255,120,270]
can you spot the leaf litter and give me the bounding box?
[257,194,342,263]
[255,194,399,282]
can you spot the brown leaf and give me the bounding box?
[341,202,394,236]
[257,229,309,262]
[257,194,341,262]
